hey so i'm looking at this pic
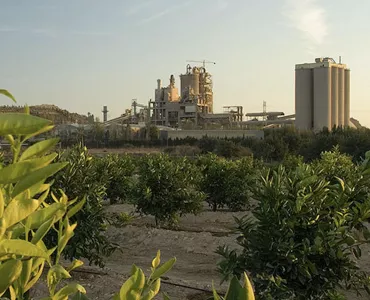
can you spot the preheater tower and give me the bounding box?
[295,57,350,131]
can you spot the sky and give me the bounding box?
[1,0,370,126]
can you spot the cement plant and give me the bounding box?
[1,57,360,141]
[98,57,359,140]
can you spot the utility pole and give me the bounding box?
[263,101,267,127]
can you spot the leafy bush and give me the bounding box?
[198,154,254,211]
[0,90,86,299]
[312,146,360,185]
[217,158,370,299]
[134,154,205,226]
[94,154,136,204]
[46,143,118,267]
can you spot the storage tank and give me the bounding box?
[295,68,313,130]
[180,68,200,97]
[344,69,351,126]
[338,68,345,126]
[331,66,339,127]
[313,67,332,130]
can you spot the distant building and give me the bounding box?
[295,57,351,131]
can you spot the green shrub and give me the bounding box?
[217,159,370,299]
[134,154,205,226]
[94,154,136,204]
[46,143,118,267]
[198,154,254,211]
[0,90,86,299]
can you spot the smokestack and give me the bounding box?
[157,79,162,90]
[102,106,108,122]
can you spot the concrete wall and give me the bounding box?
[163,130,264,140]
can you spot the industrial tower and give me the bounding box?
[295,57,351,131]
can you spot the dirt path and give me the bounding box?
[32,204,370,299]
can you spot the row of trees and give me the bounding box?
[50,143,370,298]
[58,125,370,163]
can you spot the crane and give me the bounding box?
[186,60,216,68]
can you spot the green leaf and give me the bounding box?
[3,197,42,229]
[224,276,242,300]
[27,203,66,230]
[24,262,45,292]
[47,265,71,289]
[31,217,55,244]
[0,113,52,136]
[20,138,60,161]
[152,250,161,269]
[0,153,57,184]
[71,292,90,300]
[0,89,16,103]
[57,220,77,255]
[0,189,4,218]
[54,283,86,299]
[0,259,22,296]
[119,268,145,300]
[66,197,86,219]
[11,162,67,198]
[212,282,223,300]
[242,273,255,300]
[19,259,33,292]
[0,239,48,259]
[22,125,55,142]
[67,259,84,272]
[151,257,176,281]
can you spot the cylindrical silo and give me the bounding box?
[191,71,200,95]
[313,66,332,131]
[180,74,191,98]
[338,68,345,127]
[331,66,339,128]
[344,69,351,127]
[295,67,313,130]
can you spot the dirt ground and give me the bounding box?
[32,204,370,299]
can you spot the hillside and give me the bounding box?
[0,104,89,124]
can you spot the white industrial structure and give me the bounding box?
[295,57,351,131]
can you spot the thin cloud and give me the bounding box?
[139,1,193,24]
[0,27,113,38]
[71,30,113,37]
[217,0,229,11]
[126,0,156,16]
[0,26,19,33]
[31,28,57,38]
[283,0,329,52]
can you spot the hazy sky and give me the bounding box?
[1,0,370,125]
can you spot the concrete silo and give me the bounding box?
[295,57,351,131]
[344,69,351,126]
[338,68,345,126]
[331,67,339,127]
[180,65,200,97]
[313,67,332,130]
[295,68,313,130]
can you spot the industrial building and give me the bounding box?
[295,57,351,131]
[149,64,220,128]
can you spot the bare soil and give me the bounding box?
[32,204,370,299]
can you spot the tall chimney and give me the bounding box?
[102,106,108,122]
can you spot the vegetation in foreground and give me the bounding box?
[1,89,370,299]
